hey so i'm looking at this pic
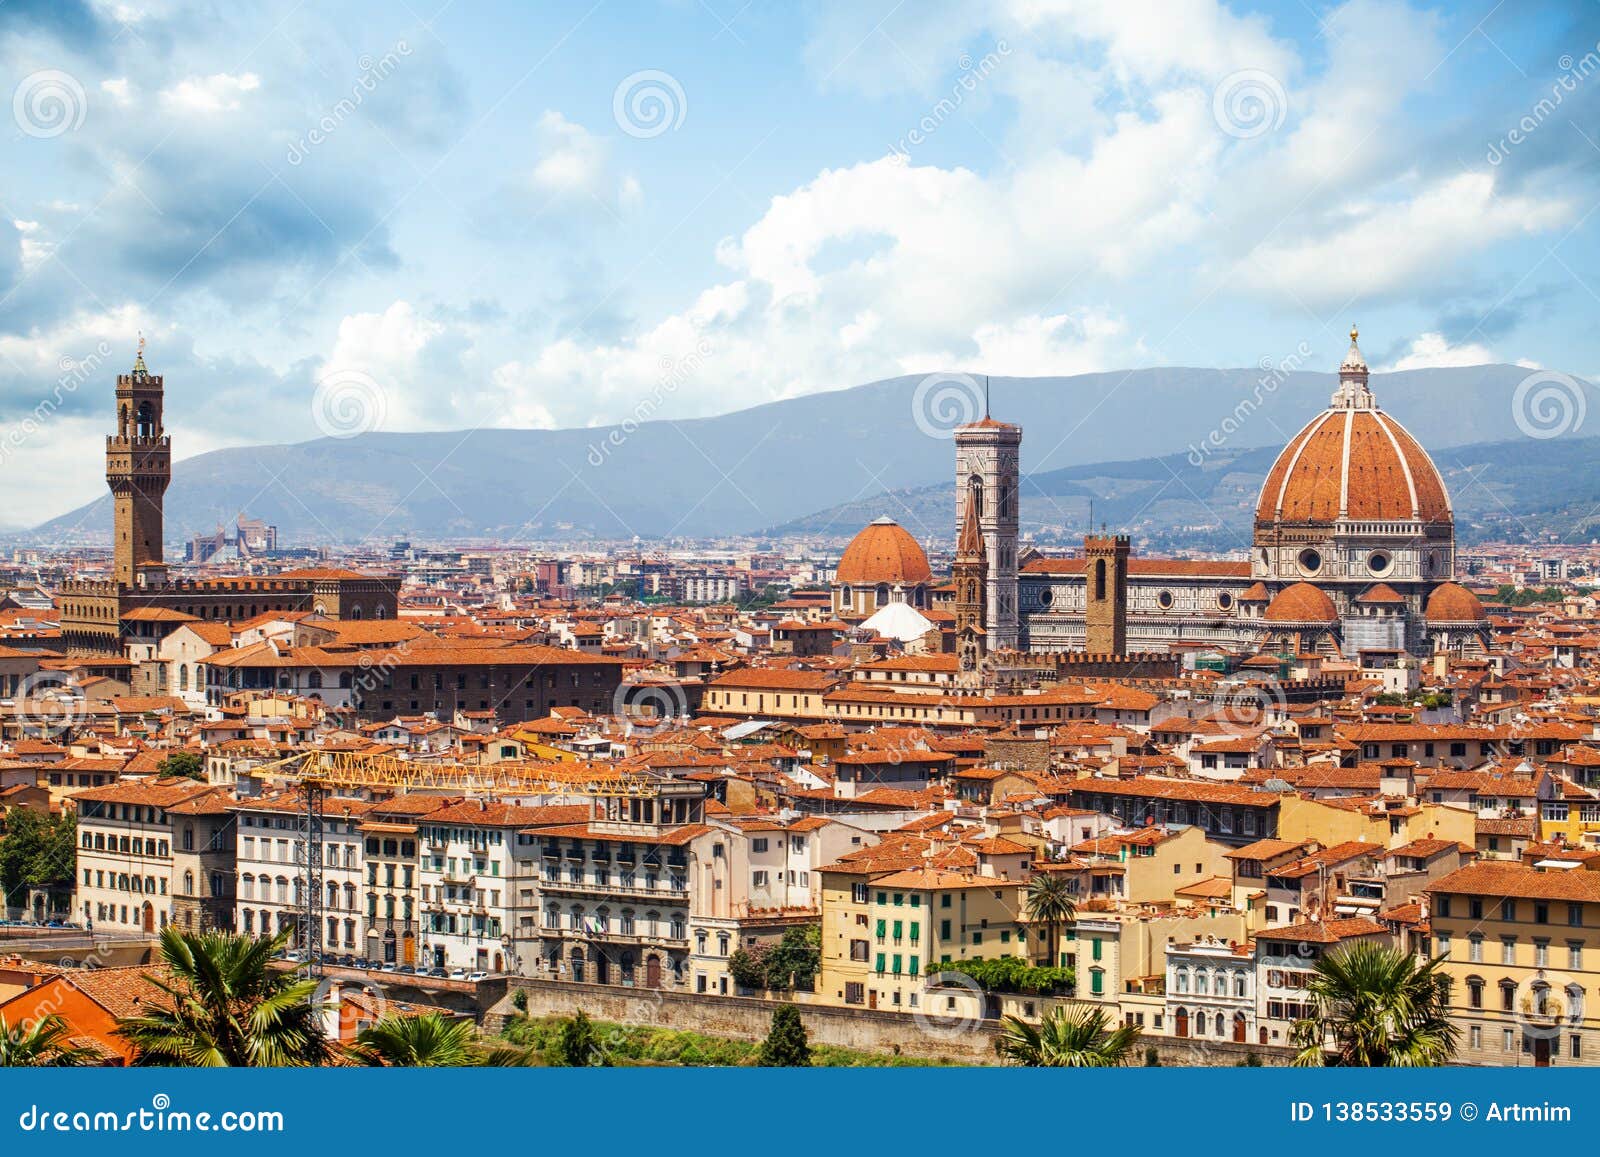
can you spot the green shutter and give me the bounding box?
[910,955,920,977]
[910,921,920,943]
[892,920,902,939]
[1091,970,1103,995]
[1092,938,1103,961]
[875,952,885,974]
[875,918,886,938]
[892,954,902,975]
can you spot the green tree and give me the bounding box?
[1024,872,1077,969]
[1290,941,1457,1067]
[727,944,771,991]
[554,1011,610,1067]
[937,957,1073,994]
[0,809,76,915]
[757,1005,811,1067]
[114,927,331,1067]
[994,1006,1139,1067]
[0,1013,98,1067]
[156,752,205,781]
[763,925,822,991]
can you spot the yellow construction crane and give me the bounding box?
[247,749,660,975]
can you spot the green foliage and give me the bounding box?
[553,1010,611,1067]
[936,956,1074,994]
[728,925,822,992]
[994,1005,1140,1067]
[349,1013,480,1067]
[727,945,771,991]
[1023,873,1077,968]
[1495,584,1566,607]
[0,1013,98,1066]
[511,988,529,1012]
[1290,940,1458,1067]
[763,925,821,991]
[1143,1046,1161,1067]
[757,1006,811,1067]
[0,809,76,910]
[157,752,205,780]
[115,927,331,1067]
[500,1013,950,1067]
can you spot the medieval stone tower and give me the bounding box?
[1083,533,1129,655]
[954,410,1021,652]
[953,486,987,681]
[107,339,170,587]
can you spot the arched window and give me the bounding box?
[308,671,323,689]
[1094,558,1107,601]
[183,870,194,895]
[1174,967,1189,993]
[1195,970,1208,995]
[178,664,188,691]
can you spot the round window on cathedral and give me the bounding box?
[1298,549,1322,576]
[1156,589,1174,610]
[1367,550,1392,576]
[1217,592,1234,611]
[1039,587,1053,608]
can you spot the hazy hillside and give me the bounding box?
[21,362,1580,545]
[773,435,1600,551]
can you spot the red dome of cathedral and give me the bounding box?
[1425,582,1486,623]
[1255,329,1452,527]
[835,517,933,585]
[1264,582,1339,623]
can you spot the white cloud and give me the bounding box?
[1235,173,1572,307]
[159,72,261,114]
[1380,332,1538,372]
[526,111,641,213]
[99,77,134,107]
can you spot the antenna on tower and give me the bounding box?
[983,374,991,418]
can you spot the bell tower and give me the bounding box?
[953,487,987,681]
[1083,532,1129,655]
[954,387,1021,652]
[107,337,170,588]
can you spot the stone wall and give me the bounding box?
[488,979,1295,1067]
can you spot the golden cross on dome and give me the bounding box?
[1349,324,1359,343]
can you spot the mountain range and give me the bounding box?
[21,362,1593,549]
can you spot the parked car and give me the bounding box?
[380,962,398,973]
[396,964,416,975]
[466,970,489,983]
[283,949,306,963]
[427,966,447,978]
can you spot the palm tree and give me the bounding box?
[0,1013,98,1067]
[1024,872,1077,969]
[349,1013,478,1067]
[1290,940,1457,1067]
[994,1005,1139,1067]
[115,926,331,1067]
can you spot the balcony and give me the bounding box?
[537,878,688,901]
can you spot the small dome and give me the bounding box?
[1356,582,1406,604]
[1425,582,1486,623]
[857,599,936,643]
[1264,582,1339,623]
[1239,581,1271,603]
[836,517,933,585]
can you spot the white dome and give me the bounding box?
[857,599,936,643]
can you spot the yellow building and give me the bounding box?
[1277,793,1475,850]
[816,860,1026,1013]
[1428,861,1600,1066]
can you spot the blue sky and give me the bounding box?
[1,0,1598,519]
